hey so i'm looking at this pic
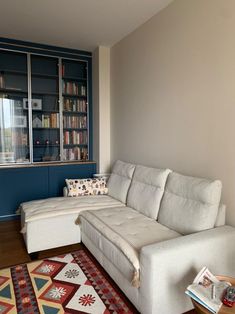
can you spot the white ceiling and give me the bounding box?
[0,0,173,52]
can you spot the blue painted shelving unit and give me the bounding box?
[0,38,96,220]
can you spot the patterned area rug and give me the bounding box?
[0,249,138,314]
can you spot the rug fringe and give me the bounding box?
[75,216,81,225]
[131,270,140,288]
[20,225,27,234]
[16,207,21,215]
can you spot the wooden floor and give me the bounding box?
[0,219,82,269]
[0,219,195,314]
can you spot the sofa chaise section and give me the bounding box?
[20,160,136,253]
[20,195,124,253]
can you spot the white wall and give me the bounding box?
[93,46,111,173]
[92,48,100,170]
[110,0,235,226]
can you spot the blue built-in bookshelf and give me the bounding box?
[0,37,95,220]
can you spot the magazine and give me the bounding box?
[185,267,231,314]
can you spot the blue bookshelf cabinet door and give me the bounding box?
[31,55,60,162]
[0,166,49,220]
[0,162,96,220]
[0,50,30,165]
[62,59,89,162]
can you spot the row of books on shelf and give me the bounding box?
[62,81,86,96]
[33,113,59,128]
[63,147,88,161]
[63,115,87,129]
[63,130,88,145]
[63,98,87,112]
[0,75,4,89]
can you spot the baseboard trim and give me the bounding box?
[0,213,20,221]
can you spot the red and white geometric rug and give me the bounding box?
[0,249,138,313]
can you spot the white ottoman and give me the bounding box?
[19,195,124,253]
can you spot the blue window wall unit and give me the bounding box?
[0,38,92,163]
[0,38,95,221]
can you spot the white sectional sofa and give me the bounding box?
[20,160,235,314]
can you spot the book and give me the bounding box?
[63,98,87,113]
[185,267,231,313]
[0,75,4,88]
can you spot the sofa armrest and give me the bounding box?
[139,226,235,314]
[63,186,68,197]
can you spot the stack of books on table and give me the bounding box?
[185,267,231,314]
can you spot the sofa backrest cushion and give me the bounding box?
[107,160,136,203]
[158,172,222,234]
[126,165,171,219]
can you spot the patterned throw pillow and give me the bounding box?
[65,178,108,197]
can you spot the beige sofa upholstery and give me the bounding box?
[80,161,235,314]
[20,160,235,314]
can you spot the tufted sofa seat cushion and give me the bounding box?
[127,165,171,219]
[80,206,181,281]
[20,195,124,224]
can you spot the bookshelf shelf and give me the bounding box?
[62,94,87,99]
[0,70,27,76]
[63,111,87,115]
[32,91,58,96]
[62,76,87,82]
[32,73,58,79]
[9,126,28,128]
[64,144,88,147]
[35,110,59,113]
[33,144,60,147]
[33,127,60,130]
[63,128,87,131]
[0,144,29,147]
[0,88,27,94]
